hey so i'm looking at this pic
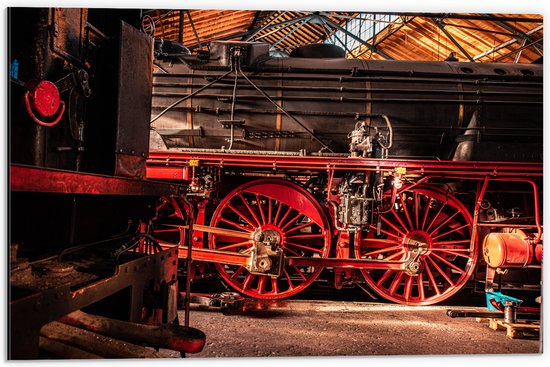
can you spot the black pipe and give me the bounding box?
[152,82,543,97]
[153,93,542,105]
[156,65,542,82]
[154,72,542,86]
[446,309,540,320]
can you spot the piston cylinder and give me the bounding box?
[482,230,542,268]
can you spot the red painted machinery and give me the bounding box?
[146,41,542,306]
[147,153,542,305]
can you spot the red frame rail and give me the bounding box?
[147,151,542,180]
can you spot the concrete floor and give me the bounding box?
[173,300,541,358]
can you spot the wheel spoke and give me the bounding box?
[227,204,257,229]
[238,193,262,227]
[285,233,325,239]
[273,201,283,225]
[389,272,404,295]
[417,272,425,300]
[361,245,403,258]
[430,252,465,274]
[399,194,414,230]
[217,240,254,251]
[390,209,410,233]
[380,215,407,237]
[283,246,302,257]
[219,216,253,232]
[267,198,273,224]
[421,198,432,230]
[271,278,279,294]
[230,267,245,280]
[432,239,471,246]
[432,224,470,241]
[292,265,308,281]
[430,248,472,259]
[368,225,402,240]
[385,249,406,261]
[427,256,455,286]
[424,261,441,296]
[156,200,168,212]
[376,270,394,287]
[284,221,313,234]
[428,211,459,236]
[283,269,295,290]
[359,238,401,249]
[425,201,447,233]
[281,213,304,232]
[275,206,292,227]
[404,275,413,302]
[255,194,266,225]
[242,274,255,289]
[257,276,266,294]
[285,241,324,254]
[414,193,420,229]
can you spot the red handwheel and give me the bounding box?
[355,185,477,305]
[210,179,331,299]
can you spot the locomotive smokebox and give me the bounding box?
[482,230,542,268]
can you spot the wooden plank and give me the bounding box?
[478,317,540,339]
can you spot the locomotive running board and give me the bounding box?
[147,151,543,179]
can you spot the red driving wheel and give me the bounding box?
[152,197,186,247]
[210,179,331,299]
[355,185,477,305]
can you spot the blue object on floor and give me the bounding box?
[486,291,523,311]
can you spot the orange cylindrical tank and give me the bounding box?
[482,230,542,268]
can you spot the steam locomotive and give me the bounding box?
[8,8,542,359]
[148,40,543,305]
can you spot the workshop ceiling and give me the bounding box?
[144,10,543,63]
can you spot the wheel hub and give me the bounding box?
[403,230,431,276]
[249,227,283,276]
[404,230,432,254]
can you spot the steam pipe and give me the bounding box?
[153,92,542,105]
[150,70,232,123]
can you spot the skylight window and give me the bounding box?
[325,14,398,57]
